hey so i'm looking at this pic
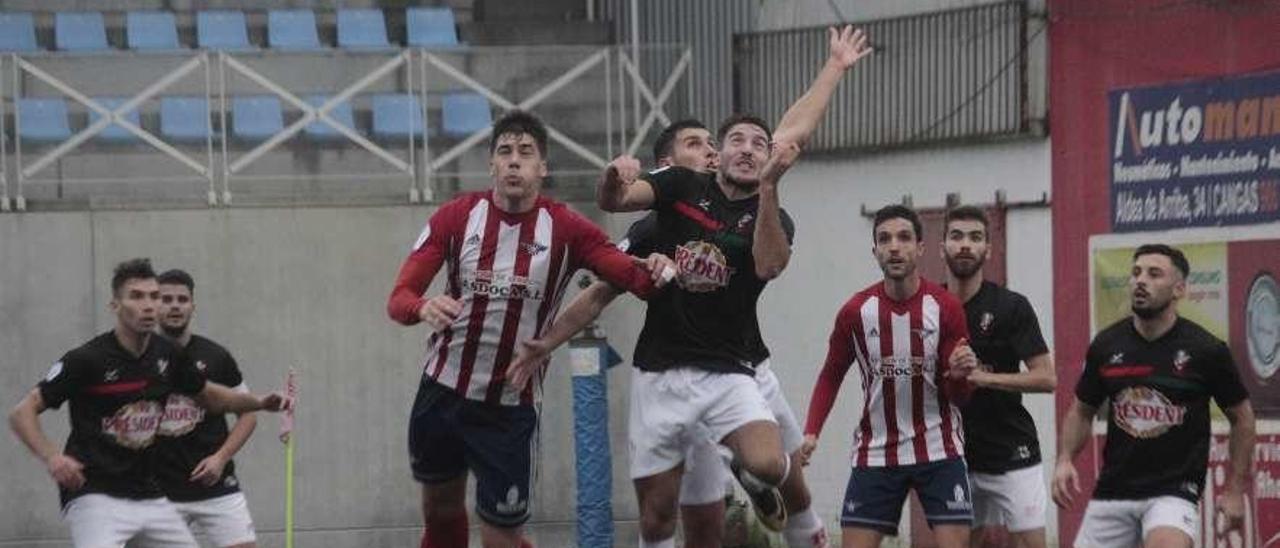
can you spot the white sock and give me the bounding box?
[783,507,829,548]
[638,536,676,548]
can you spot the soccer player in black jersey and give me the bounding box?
[1053,244,1256,548]
[940,206,1055,548]
[154,269,259,548]
[589,25,872,548]
[8,258,290,548]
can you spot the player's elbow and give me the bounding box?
[754,257,789,281]
[1037,371,1058,393]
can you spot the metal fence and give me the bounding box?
[733,1,1033,153]
[0,44,691,210]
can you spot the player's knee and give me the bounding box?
[744,453,788,487]
[639,500,678,538]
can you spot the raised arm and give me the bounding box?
[752,142,798,280]
[772,25,873,147]
[597,155,657,212]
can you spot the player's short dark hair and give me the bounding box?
[872,204,923,242]
[489,110,548,157]
[1133,243,1190,278]
[157,269,195,293]
[716,113,773,146]
[944,205,989,235]
[652,119,708,164]
[111,258,156,297]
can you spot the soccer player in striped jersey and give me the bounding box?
[386,110,674,548]
[802,205,979,548]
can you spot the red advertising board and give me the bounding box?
[1050,0,1280,545]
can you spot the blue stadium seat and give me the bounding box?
[303,95,356,140]
[337,9,391,49]
[406,7,459,47]
[127,11,180,51]
[232,96,284,141]
[0,12,39,52]
[160,97,211,141]
[197,10,252,50]
[17,98,71,143]
[371,94,426,139]
[441,92,492,138]
[268,10,322,50]
[56,12,110,52]
[88,98,142,142]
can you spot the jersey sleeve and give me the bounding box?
[804,300,859,437]
[1008,294,1050,360]
[1074,339,1108,407]
[565,208,659,300]
[37,352,87,410]
[1208,341,1249,409]
[387,199,462,325]
[169,345,208,395]
[213,347,245,389]
[638,166,697,210]
[618,213,659,258]
[938,293,975,404]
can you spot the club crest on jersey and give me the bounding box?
[102,400,164,449]
[158,394,205,437]
[674,240,733,292]
[519,241,548,256]
[1173,349,1191,372]
[979,312,995,334]
[1112,386,1186,439]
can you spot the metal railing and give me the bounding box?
[733,1,1033,153]
[0,44,691,210]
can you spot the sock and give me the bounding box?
[638,536,676,548]
[783,507,829,548]
[422,513,468,548]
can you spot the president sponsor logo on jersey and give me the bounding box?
[1113,386,1186,439]
[158,393,206,437]
[674,240,732,292]
[102,400,165,449]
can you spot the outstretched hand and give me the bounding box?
[828,25,873,70]
[761,141,801,186]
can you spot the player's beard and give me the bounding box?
[945,252,984,280]
[161,321,189,338]
[1131,298,1170,319]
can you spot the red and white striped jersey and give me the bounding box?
[388,191,658,406]
[805,278,972,467]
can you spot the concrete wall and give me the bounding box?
[0,204,640,547]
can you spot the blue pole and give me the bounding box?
[570,336,622,547]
